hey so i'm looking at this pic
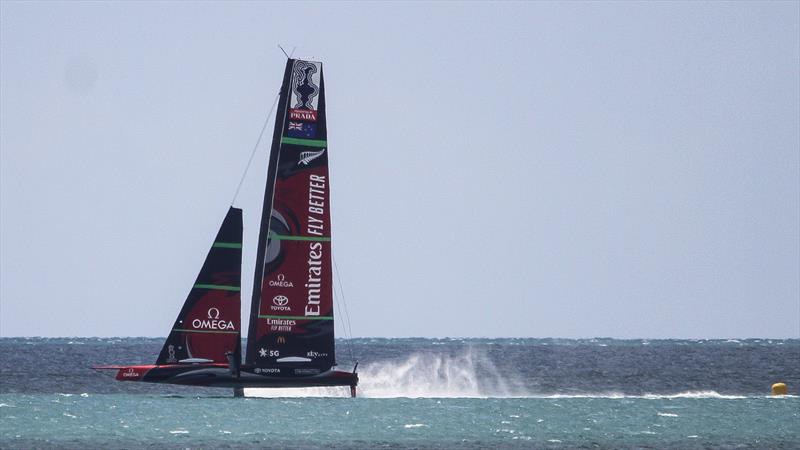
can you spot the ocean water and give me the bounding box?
[1,338,798,449]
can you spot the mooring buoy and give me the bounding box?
[771,382,788,396]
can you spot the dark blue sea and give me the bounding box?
[1,337,798,449]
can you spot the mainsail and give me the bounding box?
[246,59,336,374]
[156,207,242,364]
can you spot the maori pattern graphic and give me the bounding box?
[292,61,319,110]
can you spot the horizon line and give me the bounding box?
[1,335,798,340]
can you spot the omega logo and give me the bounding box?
[191,307,234,330]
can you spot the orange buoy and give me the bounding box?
[771,382,788,396]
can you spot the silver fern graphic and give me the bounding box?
[298,148,326,166]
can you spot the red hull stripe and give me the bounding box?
[257,314,333,321]
[172,328,240,334]
[280,137,327,147]
[193,283,240,291]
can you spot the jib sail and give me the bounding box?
[246,59,335,374]
[156,207,242,364]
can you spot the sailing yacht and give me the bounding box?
[94,58,359,397]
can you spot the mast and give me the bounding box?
[245,60,294,364]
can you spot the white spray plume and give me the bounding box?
[246,347,524,398]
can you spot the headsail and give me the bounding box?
[156,207,243,364]
[246,59,336,374]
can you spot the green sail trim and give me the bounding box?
[270,233,331,242]
[281,137,327,148]
[172,328,240,334]
[193,283,241,291]
[258,315,334,321]
[212,242,242,249]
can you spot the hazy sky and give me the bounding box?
[1,1,798,338]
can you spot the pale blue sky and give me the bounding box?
[1,1,798,338]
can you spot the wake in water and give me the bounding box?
[244,349,776,399]
[246,347,525,398]
[245,347,792,399]
[356,347,525,398]
[533,391,754,399]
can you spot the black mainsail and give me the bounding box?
[246,59,336,376]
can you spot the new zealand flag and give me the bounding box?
[287,121,317,139]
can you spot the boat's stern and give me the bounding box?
[91,365,156,381]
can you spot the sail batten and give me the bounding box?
[212,242,243,249]
[281,137,327,147]
[257,315,333,320]
[171,329,240,334]
[193,283,241,291]
[270,234,331,242]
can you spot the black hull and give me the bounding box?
[139,365,358,390]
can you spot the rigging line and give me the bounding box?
[332,281,350,341]
[332,253,356,362]
[335,291,356,366]
[333,255,354,340]
[332,286,355,365]
[330,256,354,364]
[278,44,298,60]
[330,271,352,361]
[229,92,280,206]
[230,47,296,206]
